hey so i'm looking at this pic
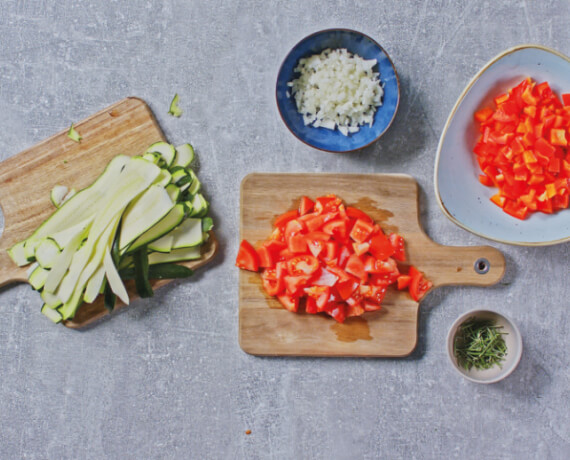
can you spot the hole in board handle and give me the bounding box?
[474,258,490,275]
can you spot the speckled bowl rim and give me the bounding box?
[433,44,570,247]
[446,308,523,384]
[275,28,400,153]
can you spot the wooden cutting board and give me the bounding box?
[239,173,505,357]
[0,98,217,328]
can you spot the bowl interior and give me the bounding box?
[276,29,399,153]
[447,309,523,384]
[435,45,570,245]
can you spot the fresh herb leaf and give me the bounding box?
[454,317,508,371]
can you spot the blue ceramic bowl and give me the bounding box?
[435,45,570,246]
[276,29,400,153]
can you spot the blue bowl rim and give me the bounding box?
[275,28,400,153]
[433,43,570,246]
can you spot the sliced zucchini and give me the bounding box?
[168,94,183,118]
[202,217,214,232]
[120,263,193,280]
[29,265,50,290]
[172,143,194,168]
[148,234,174,253]
[187,170,201,196]
[50,185,69,208]
[83,265,105,303]
[41,304,63,323]
[118,184,174,251]
[133,248,153,298]
[146,142,176,167]
[67,123,81,143]
[148,246,202,265]
[126,203,186,254]
[165,183,181,202]
[169,218,203,249]
[7,242,28,266]
[154,168,172,187]
[35,238,61,269]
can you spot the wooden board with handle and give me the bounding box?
[0,97,217,328]
[239,173,505,357]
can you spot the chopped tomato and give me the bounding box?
[388,233,406,261]
[349,218,374,243]
[345,254,367,282]
[235,240,259,272]
[299,196,315,216]
[287,255,319,276]
[277,294,299,312]
[473,78,570,218]
[256,246,274,268]
[274,210,298,228]
[408,266,432,301]
[236,195,432,322]
[368,233,395,261]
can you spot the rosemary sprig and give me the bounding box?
[453,317,508,371]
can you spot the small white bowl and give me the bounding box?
[447,309,523,384]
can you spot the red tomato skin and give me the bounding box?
[345,254,368,283]
[345,207,373,224]
[368,233,395,261]
[299,196,315,216]
[274,210,299,228]
[256,246,274,268]
[277,294,299,312]
[235,240,260,272]
[388,233,406,262]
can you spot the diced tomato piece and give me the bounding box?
[408,267,432,302]
[349,218,374,243]
[235,240,259,272]
[474,107,494,122]
[287,255,319,276]
[284,275,310,296]
[274,210,298,228]
[256,245,274,268]
[261,264,285,296]
[277,294,299,312]
[345,254,367,283]
[503,200,528,220]
[311,267,339,287]
[345,206,373,223]
[287,233,308,254]
[322,219,348,239]
[304,286,331,311]
[352,241,370,256]
[307,239,325,258]
[550,128,568,146]
[325,303,346,323]
[562,94,570,106]
[284,219,305,240]
[305,297,318,314]
[388,233,406,261]
[336,279,359,300]
[298,196,315,216]
[314,195,341,214]
[362,300,382,312]
[368,233,395,261]
[397,275,412,290]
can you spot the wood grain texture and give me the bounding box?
[238,173,505,357]
[0,98,217,328]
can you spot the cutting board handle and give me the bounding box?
[425,243,505,288]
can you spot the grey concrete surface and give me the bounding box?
[1,1,569,459]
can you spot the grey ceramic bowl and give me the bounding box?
[447,309,523,384]
[434,44,570,246]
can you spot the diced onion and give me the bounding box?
[287,48,384,136]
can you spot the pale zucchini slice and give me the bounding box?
[41,304,63,323]
[118,185,174,251]
[172,143,194,168]
[50,185,69,208]
[35,238,61,269]
[148,246,202,265]
[146,142,176,167]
